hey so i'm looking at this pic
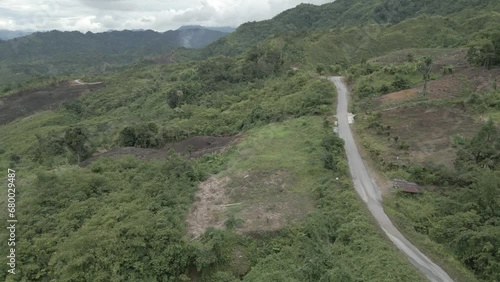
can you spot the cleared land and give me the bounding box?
[0,81,103,125]
[81,135,240,166]
[187,118,319,237]
[353,48,497,281]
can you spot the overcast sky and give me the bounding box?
[0,0,333,32]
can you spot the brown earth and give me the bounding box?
[379,104,479,168]
[375,50,500,109]
[378,88,419,105]
[369,48,468,67]
[187,176,231,239]
[425,67,500,100]
[186,169,314,239]
[81,135,241,166]
[362,49,500,177]
[0,81,104,125]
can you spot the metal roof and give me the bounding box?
[393,179,422,193]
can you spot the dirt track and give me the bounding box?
[0,81,103,125]
[331,76,453,282]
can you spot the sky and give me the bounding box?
[0,0,333,32]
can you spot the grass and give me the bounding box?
[218,116,327,233]
[229,116,326,189]
[0,111,70,154]
[384,195,479,282]
[486,110,500,123]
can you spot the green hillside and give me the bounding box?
[0,0,499,281]
[200,0,500,58]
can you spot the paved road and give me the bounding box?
[330,76,454,282]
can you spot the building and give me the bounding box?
[393,179,422,194]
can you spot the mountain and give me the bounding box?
[177,25,236,33]
[0,29,33,40]
[1,0,499,281]
[0,28,229,85]
[201,0,500,57]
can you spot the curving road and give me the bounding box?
[330,76,453,282]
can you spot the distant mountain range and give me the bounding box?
[0,30,33,40]
[177,25,236,33]
[0,27,230,85]
[0,25,235,41]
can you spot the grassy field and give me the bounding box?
[220,116,329,234]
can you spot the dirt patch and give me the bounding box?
[380,104,479,168]
[425,67,500,100]
[187,176,231,239]
[375,66,500,110]
[0,81,104,125]
[225,169,314,235]
[369,48,468,66]
[185,169,314,238]
[235,195,312,234]
[378,88,419,105]
[168,135,240,157]
[81,135,240,166]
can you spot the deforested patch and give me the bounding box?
[187,176,231,239]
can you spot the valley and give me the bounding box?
[0,0,499,281]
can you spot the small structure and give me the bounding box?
[393,179,422,194]
[347,113,356,124]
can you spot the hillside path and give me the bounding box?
[330,76,453,282]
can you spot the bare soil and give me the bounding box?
[380,104,479,168]
[369,52,499,169]
[426,67,500,100]
[369,48,468,66]
[376,67,500,109]
[225,169,314,235]
[186,169,314,238]
[0,81,103,125]
[187,176,231,239]
[378,88,419,105]
[81,135,240,166]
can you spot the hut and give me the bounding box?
[393,179,422,194]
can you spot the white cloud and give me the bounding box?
[0,0,333,32]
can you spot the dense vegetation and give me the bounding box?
[346,47,500,280]
[0,55,424,280]
[1,0,500,281]
[200,0,500,58]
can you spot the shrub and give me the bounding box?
[392,75,411,91]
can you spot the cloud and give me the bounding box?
[0,0,333,32]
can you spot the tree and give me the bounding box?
[467,31,500,69]
[392,75,410,91]
[475,170,500,220]
[64,126,92,164]
[118,126,137,146]
[455,119,500,174]
[167,89,181,109]
[418,56,433,95]
[316,64,325,75]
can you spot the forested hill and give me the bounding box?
[0,28,228,85]
[0,30,32,40]
[1,28,227,61]
[1,0,499,281]
[201,0,500,57]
